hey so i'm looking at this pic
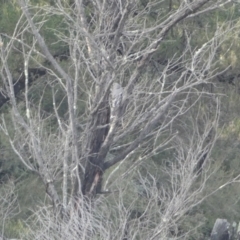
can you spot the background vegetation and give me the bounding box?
[1,0,240,239]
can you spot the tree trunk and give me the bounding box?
[81,97,110,198]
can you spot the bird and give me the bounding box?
[110,82,123,119]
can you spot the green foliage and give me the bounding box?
[0,1,21,35]
[0,129,26,183]
[1,1,240,239]
[16,174,46,219]
[39,14,68,53]
[4,218,29,239]
[179,212,211,240]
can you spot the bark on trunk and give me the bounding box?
[81,98,110,198]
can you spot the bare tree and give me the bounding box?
[0,0,238,239]
[0,180,19,239]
